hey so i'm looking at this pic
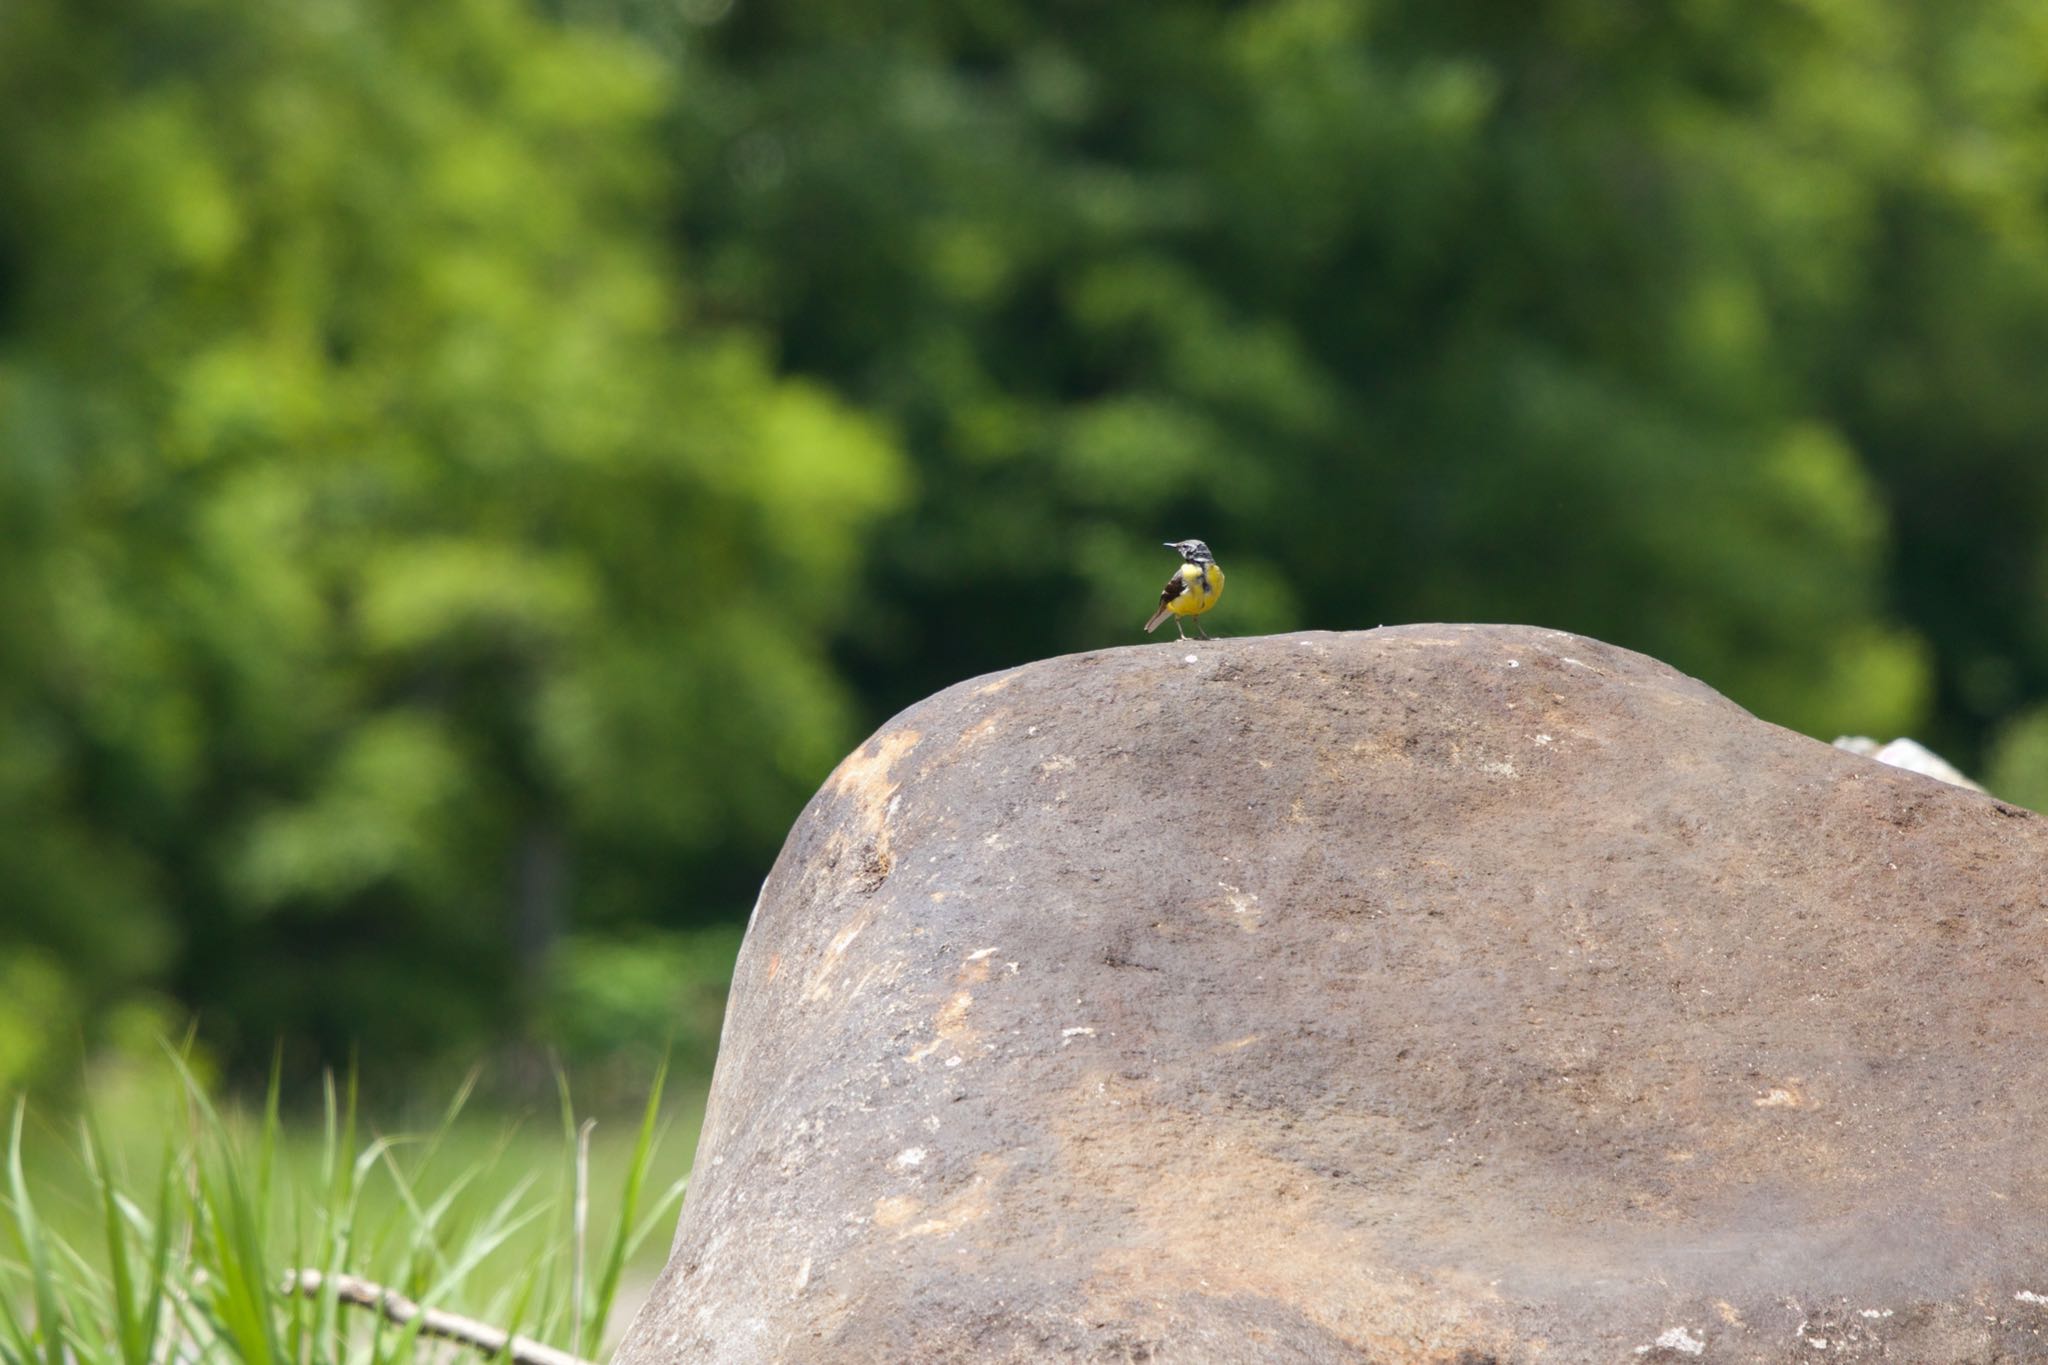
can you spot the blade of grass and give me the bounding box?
[172,1057,282,1365]
[381,1079,499,1296]
[328,1068,362,1217]
[366,1287,433,1365]
[624,1174,689,1258]
[139,1143,178,1365]
[488,1258,542,1365]
[374,1139,478,1293]
[583,1060,666,1356]
[547,1072,581,1352]
[0,1262,45,1365]
[407,1068,482,1193]
[81,1113,147,1365]
[194,1163,277,1365]
[424,1176,542,1303]
[154,1137,202,1365]
[6,1102,67,1365]
[569,1117,594,1359]
[260,1046,284,1219]
[308,1070,359,1365]
[284,1189,310,1365]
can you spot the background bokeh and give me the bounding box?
[5,0,2048,1102]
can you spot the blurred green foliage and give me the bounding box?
[0,0,900,1088]
[3,0,2048,1093]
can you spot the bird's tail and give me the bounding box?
[1143,605,1171,633]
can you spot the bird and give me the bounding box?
[1143,539,1225,640]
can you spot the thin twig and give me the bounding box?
[280,1270,597,1365]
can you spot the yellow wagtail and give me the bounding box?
[1143,539,1225,640]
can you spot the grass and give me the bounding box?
[0,1054,701,1365]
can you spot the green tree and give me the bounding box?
[16,0,2048,1089]
[1786,0,2048,772]
[653,0,1934,739]
[0,0,904,1084]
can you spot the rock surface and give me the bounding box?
[615,625,2048,1364]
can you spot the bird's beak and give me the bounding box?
[1162,541,1178,551]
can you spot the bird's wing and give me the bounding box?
[1143,570,1188,632]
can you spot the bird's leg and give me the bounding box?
[1195,619,1211,640]
[1174,617,1187,640]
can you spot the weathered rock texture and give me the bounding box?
[616,626,2048,1364]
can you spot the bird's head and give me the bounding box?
[1164,539,1214,564]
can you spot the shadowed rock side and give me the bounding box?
[615,626,2048,1364]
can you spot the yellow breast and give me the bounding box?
[1168,562,1224,616]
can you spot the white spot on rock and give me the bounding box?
[1218,882,1259,917]
[966,947,998,960]
[2018,1290,2048,1305]
[1654,1327,1704,1355]
[893,1147,926,1169]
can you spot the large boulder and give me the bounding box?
[616,626,2048,1364]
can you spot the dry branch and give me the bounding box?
[281,1270,597,1365]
